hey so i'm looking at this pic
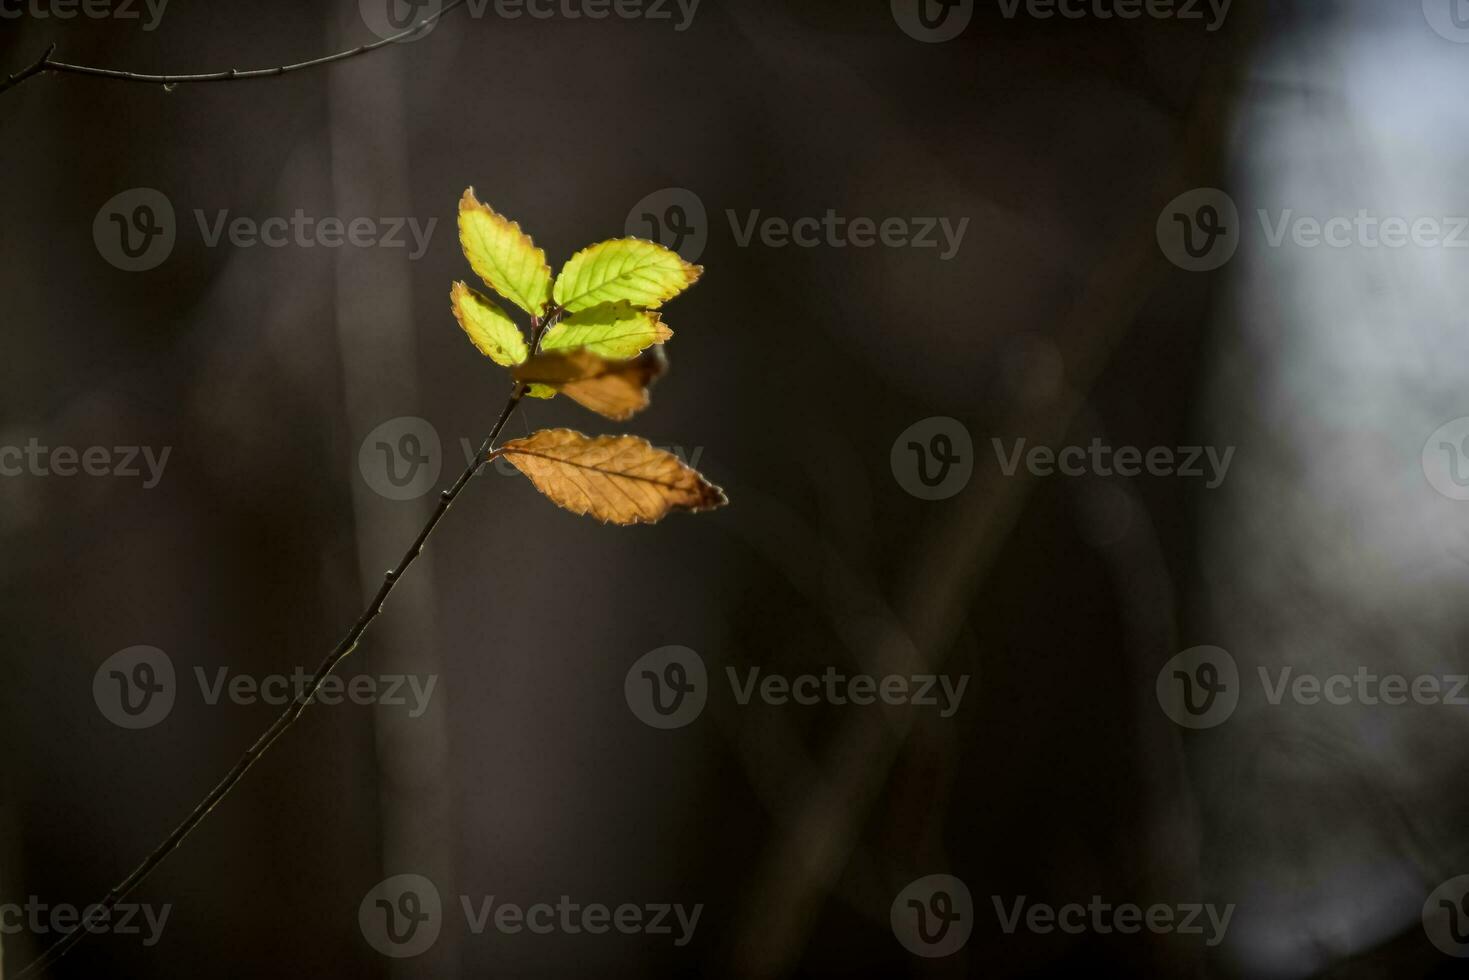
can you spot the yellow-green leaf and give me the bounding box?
[525,384,558,399]
[458,188,553,316]
[552,238,701,313]
[540,302,673,359]
[450,282,528,366]
[499,428,726,525]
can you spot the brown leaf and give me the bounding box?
[498,428,726,525]
[513,347,668,421]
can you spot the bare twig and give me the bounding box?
[0,0,466,98]
[13,307,564,977]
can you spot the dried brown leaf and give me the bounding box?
[512,347,667,420]
[499,428,726,525]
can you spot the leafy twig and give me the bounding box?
[20,187,718,974]
[14,372,534,979]
[0,0,466,98]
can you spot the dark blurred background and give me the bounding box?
[5,0,1469,976]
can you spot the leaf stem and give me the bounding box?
[0,0,466,98]
[14,379,527,978]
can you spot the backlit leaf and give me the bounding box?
[458,188,553,316]
[513,347,667,420]
[540,302,672,359]
[450,281,528,366]
[552,238,701,313]
[499,428,726,525]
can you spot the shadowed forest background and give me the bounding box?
[5,0,1469,976]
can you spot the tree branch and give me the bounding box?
[0,0,466,98]
[14,365,538,978]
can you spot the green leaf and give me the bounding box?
[458,188,553,316]
[526,384,558,399]
[541,302,673,359]
[552,238,701,313]
[450,282,528,366]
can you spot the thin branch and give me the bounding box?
[1,42,55,94]
[13,311,556,977]
[0,0,466,98]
